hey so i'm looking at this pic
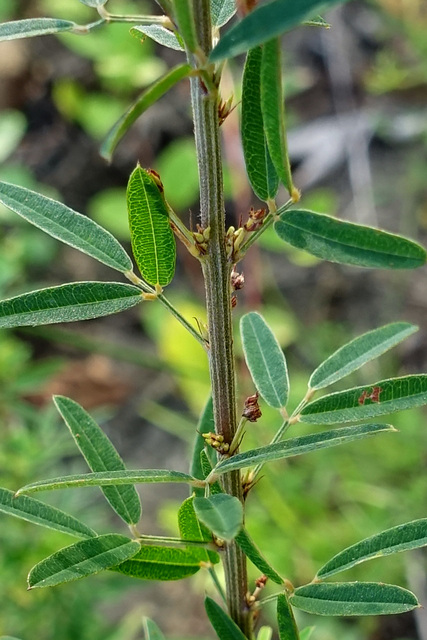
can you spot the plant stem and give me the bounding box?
[190,2,251,636]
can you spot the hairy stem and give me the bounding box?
[190,1,251,636]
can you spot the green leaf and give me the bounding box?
[190,396,214,493]
[277,593,299,640]
[172,0,198,52]
[210,0,346,61]
[236,528,283,584]
[178,496,220,564]
[300,374,427,424]
[309,322,418,390]
[317,518,427,579]
[0,282,143,329]
[101,65,191,161]
[193,494,243,541]
[127,166,176,288]
[0,487,96,538]
[17,469,198,496]
[290,582,419,616]
[211,0,236,28]
[205,596,248,640]
[113,544,202,581]
[79,0,108,7]
[212,424,393,475]
[142,618,166,640]
[131,25,184,50]
[240,312,289,409]
[300,628,315,640]
[241,47,279,202]
[261,39,294,194]
[53,396,142,526]
[274,210,427,269]
[0,18,76,42]
[0,181,132,273]
[28,534,141,589]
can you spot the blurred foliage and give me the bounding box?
[367,0,427,92]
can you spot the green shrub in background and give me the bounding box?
[0,1,427,639]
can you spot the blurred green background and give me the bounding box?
[0,1,427,639]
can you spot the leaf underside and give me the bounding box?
[290,582,419,616]
[54,396,142,525]
[274,210,426,269]
[0,282,143,329]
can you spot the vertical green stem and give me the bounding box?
[189,1,251,636]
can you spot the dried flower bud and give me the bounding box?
[255,575,268,589]
[242,392,262,422]
[231,269,245,291]
[244,208,265,232]
[218,94,234,126]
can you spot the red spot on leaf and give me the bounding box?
[358,386,383,405]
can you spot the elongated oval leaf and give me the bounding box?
[240,312,289,409]
[142,618,166,640]
[300,374,427,424]
[101,65,191,161]
[277,593,299,640]
[205,596,248,640]
[0,282,143,329]
[212,424,393,476]
[0,18,76,42]
[178,496,220,564]
[210,0,346,61]
[300,628,315,640]
[0,181,132,272]
[132,25,184,50]
[317,518,427,579]
[211,0,236,28]
[261,39,294,194]
[54,396,141,526]
[0,487,96,538]
[290,582,419,616]
[309,322,418,390]
[17,470,198,495]
[127,166,176,288]
[194,494,243,541]
[274,210,426,269]
[28,534,140,589]
[113,544,202,581]
[172,0,198,52]
[236,528,283,584]
[241,47,279,202]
